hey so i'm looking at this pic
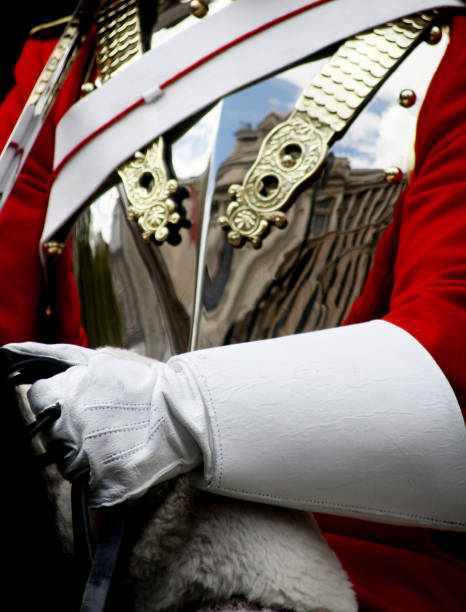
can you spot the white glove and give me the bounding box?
[6,343,207,507]
[6,320,466,529]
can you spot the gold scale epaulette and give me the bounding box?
[29,16,71,39]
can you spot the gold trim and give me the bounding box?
[219,12,438,248]
[95,0,183,244]
[29,16,71,38]
[28,15,83,107]
[95,0,143,82]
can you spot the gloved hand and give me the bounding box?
[5,342,207,507]
[5,320,466,529]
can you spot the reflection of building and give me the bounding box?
[199,111,408,347]
[72,107,409,355]
[73,189,191,358]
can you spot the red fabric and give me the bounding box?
[320,15,466,611]
[1,13,465,612]
[345,17,466,415]
[0,34,92,345]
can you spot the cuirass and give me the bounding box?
[69,4,449,359]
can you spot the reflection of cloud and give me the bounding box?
[267,97,294,111]
[280,60,327,90]
[374,105,417,170]
[172,105,222,179]
[333,37,447,171]
[171,34,448,180]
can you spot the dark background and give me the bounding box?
[1,2,77,104]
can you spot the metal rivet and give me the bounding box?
[385,167,403,185]
[190,0,209,18]
[399,89,417,108]
[281,154,296,168]
[427,25,442,45]
[80,82,96,96]
[43,241,65,255]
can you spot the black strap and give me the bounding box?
[1,348,128,612]
[77,495,128,612]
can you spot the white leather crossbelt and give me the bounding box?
[42,0,466,250]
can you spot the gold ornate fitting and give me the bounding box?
[94,0,185,244]
[95,0,143,83]
[220,114,328,247]
[219,12,438,248]
[118,140,181,242]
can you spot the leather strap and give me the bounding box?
[77,493,128,612]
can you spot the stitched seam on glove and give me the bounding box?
[84,419,151,438]
[101,416,165,464]
[83,403,151,411]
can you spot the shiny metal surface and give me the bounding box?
[71,27,448,357]
[219,12,436,248]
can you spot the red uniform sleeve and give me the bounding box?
[346,16,466,412]
[0,35,92,345]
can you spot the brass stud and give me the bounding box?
[281,154,295,168]
[399,89,417,108]
[80,82,96,96]
[385,166,403,185]
[427,25,442,45]
[190,0,209,18]
[43,241,65,255]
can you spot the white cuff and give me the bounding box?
[170,320,466,529]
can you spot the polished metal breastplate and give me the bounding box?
[71,17,448,358]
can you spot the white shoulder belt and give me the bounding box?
[42,0,465,248]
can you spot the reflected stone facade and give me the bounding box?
[72,108,408,356]
[198,111,407,347]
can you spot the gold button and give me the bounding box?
[427,25,442,45]
[399,89,416,108]
[190,0,209,18]
[385,167,403,185]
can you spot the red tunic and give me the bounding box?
[0,32,92,346]
[0,14,465,612]
[321,16,466,610]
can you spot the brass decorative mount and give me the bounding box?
[219,113,328,248]
[118,139,181,243]
[219,11,437,248]
[95,0,186,244]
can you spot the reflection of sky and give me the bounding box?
[171,104,223,180]
[171,35,448,179]
[215,78,301,166]
[172,77,302,180]
[332,38,448,170]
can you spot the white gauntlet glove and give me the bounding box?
[6,343,209,507]
[6,320,466,528]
